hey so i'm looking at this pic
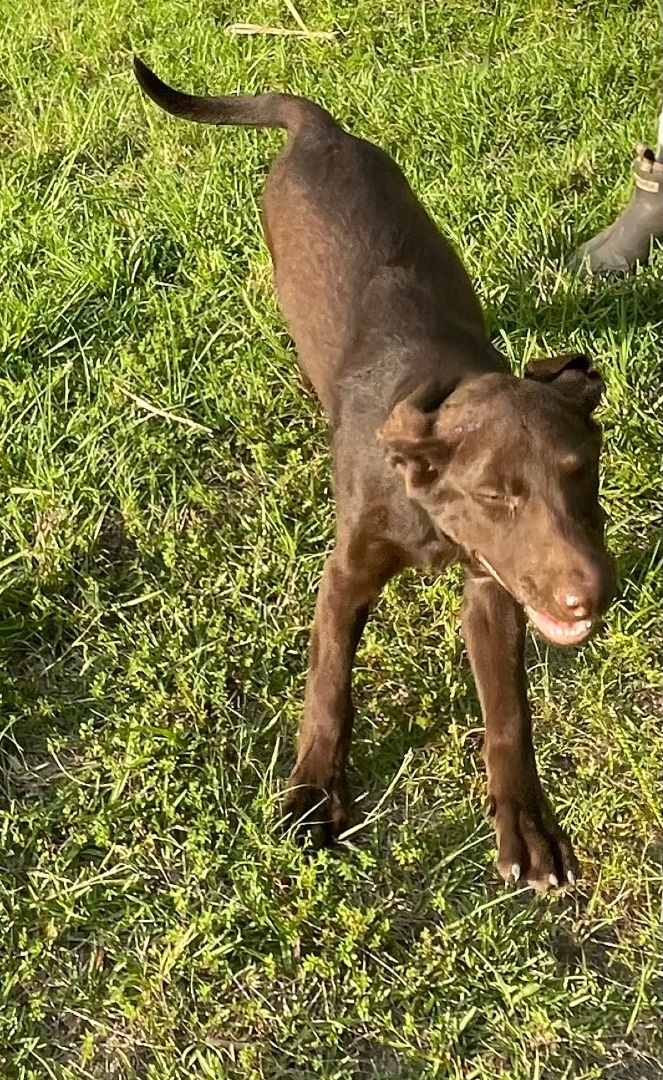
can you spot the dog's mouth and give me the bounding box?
[474,554,595,647]
[523,606,594,646]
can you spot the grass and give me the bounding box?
[0,0,661,1076]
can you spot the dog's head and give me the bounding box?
[378,355,615,645]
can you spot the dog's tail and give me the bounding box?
[133,57,335,135]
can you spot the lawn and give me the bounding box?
[0,1,661,1077]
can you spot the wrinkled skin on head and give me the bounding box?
[378,354,615,645]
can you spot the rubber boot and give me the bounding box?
[570,146,663,277]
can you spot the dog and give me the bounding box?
[134,57,615,891]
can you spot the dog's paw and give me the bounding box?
[488,792,579,892]
[283,769,349,848]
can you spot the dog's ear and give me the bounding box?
[377,381,453,496]
[524,353,604,414]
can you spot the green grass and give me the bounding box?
[0,1,661,1076]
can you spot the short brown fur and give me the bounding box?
[134,58,615,891]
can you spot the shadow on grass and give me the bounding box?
[484,246,662,345]
[0,513,140,801]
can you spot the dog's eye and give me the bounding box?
[475,491,521,514]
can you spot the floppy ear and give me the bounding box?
[376,381,452,496]
[524,353,604,414]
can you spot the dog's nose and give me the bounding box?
[554,584,595,620]
[555,555,616,620]
[562,592,588,617]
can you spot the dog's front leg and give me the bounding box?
[461,573,579,890]
[284,546,390,846]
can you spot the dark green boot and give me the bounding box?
[570,146,663,277]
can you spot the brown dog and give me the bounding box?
[134,58,615,891]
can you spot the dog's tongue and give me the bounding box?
[525,606,593,646]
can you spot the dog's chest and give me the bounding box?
[408,533,459,572]
[392,500,459,572]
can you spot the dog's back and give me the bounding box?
[134,58,488,418]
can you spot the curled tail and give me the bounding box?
[133,57,335,134]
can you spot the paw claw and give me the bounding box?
[490,789,578,894]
